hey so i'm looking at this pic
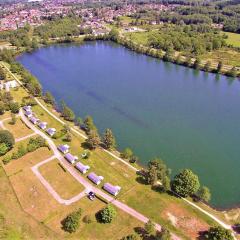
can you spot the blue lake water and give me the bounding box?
[18,41,240,208]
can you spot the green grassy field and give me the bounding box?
[39,159,85,199]
[224,31,240,48]
[124,31,150,46]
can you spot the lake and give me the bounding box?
[18,41,240,209]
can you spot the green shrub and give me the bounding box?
[2,155,11,165]
[99,205,116,223]
[0,130,15,149]
[9,102,20,113]
[62,208,82,233]
[0,143,8,156]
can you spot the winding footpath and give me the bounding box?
[2,62,237,239]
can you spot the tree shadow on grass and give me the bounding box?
[196,230,208,240]
[134,227,155,240]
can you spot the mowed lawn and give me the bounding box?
[201,48,240,67]
[124,31,150,45]
[47,196,143,239]
[4,147,53,176]
[10,87,29,103]
[0,166,59,240]
[39,159,85,199]
[119,183,215,240]
[3,117,33,139]
[224,31,240,48]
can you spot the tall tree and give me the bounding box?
[84,115,97,135]
[103,128,116,150]
[197,186,211,202]
[61,101,75,121]
[44,91,55,105]
[86,130,101,149]
[0,67,6,80]
[171,169,200,197]
[147,158,171,189]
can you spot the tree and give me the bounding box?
[205,226,233,240]
[227,67,238,78]
[217,61,223,73]
[9,102,20,113]
[144,220,155,237]
[0,143,8,156]
[204,61,211,72]
[147,158,171,188]
[0,101,5,115]
[122,233,141,240]
[99,205,116,223]
[0,67,6,80]
[62,208,82,233]
[44,91,55,105]
[76,117,83,127]
[129,155,139,164]
[86,130,101,149]
[162,176,171,192]
[10,113,16,125]
[156,227,171,240]
[61,101,75,121]
[84,115,97,135]
[171,169,200,197]
[121,148,133,160]
[193,57,201,69]
[0,130,15,149]
[103,128,116,150]
[197,186,211,202]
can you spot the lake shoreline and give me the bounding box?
[16,41,240,213]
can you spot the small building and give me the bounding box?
[30,116,39,125]
[103,183,121,196]
[38,121,47,130]
[58,144,70,154]
[87,172,104,185]
[75,161,90,174]
[23,105,32,112]
[4,80,17,91]
[64,153,78,164]
[24,110,32,118]
[46,128,56,137]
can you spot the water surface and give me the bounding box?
[18,41,240,208]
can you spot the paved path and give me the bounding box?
[16,132,37,142]
[0,117,11,130]
[31,155,86,205]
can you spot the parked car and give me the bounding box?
[88,191,95,201]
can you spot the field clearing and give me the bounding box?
[124,31,150,45]
[10,87,29,103]
[120,184,214,239]
[224,32,240,48]
[4,147,52,176]
[0,111,11,121]
[39,159,85,199]
[200,48,240,67]
[3,117,33,139]
[0,166,58,239]
[32,104,63,131]
[9,168,61,221]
